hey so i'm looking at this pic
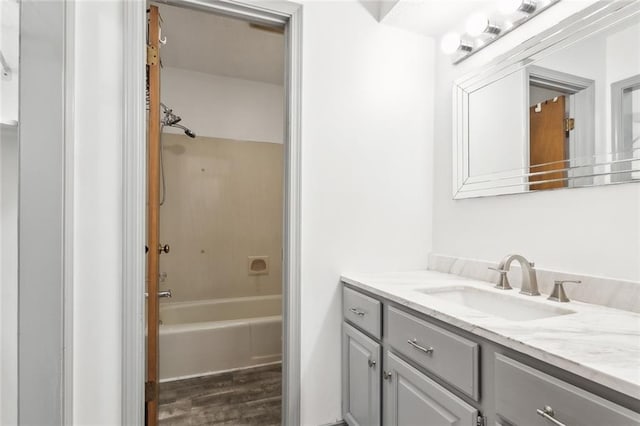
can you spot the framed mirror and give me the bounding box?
[453,1,640,198]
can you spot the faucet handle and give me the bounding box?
[488,267,513,290]
[548,280,581,303]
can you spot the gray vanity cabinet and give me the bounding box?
[342,322,381,426]
[341,283,640,426]
[494,354,640,426]
[383,351,478,426]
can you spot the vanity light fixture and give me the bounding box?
[466,13,501,37]
[442,0,559,63]
[440,32,473,55]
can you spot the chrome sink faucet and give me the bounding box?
[488,254,540,296]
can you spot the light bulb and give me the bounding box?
[440,32,462,54]
[466,13,489,37]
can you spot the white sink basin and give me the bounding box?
[416,286,575,321]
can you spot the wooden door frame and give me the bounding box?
[121,1,303,424]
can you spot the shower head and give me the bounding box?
[172,123,196,138]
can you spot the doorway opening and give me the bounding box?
[527,66,595,190]
[144,3,291,425]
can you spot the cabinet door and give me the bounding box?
[343,323,381,426]
[495,354,640,426]
[384,351,478,426]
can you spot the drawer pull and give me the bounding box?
[407,338,434,354]
[349,307,366,316]
[368,359,376,368]
[536,406,566,426]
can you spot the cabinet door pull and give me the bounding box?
[407,338,434,354]
[383,371,392,381]
[349,307,366,316]
[368,359,376,368]
[536,406,566,426]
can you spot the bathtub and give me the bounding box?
[159,294,282,381]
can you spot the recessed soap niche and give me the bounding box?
[248,256,269,275]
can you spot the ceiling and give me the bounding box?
[379,0,497,37]
[155,1,509,84]
[155,3,285,85]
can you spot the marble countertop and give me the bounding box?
[341,270,640,399]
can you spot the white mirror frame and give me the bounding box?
[452,0,640,199]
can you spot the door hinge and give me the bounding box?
[476,414,486,426]
[564,117,575,132]
[146,45,158,66]
[145,381,156,402]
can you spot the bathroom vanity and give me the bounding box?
[340,271,640,426]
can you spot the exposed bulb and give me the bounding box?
[440,32,462,54]
[466,13,489,37]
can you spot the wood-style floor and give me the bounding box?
[159,363,282,426]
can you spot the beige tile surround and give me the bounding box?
[159,133,283,303]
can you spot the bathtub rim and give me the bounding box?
[159,314,282,334]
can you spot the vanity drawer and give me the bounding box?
[386,306,479,400]
[343,286,382,339]
[495,354,640,426]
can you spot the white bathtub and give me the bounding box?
[159,294,282,381]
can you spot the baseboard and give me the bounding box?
[159,360,282,383]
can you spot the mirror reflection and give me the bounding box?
[457,6,640,197]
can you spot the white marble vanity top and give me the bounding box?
[341,270,640,399]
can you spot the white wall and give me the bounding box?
[72,1,123,424]
[0,124,18,425]
[299,1,433,423]
[69,1,435,424]
[161,67,284,142]
[433,1,640,282]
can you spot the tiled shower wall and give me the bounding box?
[159,133,283,302]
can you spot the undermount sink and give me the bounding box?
[416,286,575,322]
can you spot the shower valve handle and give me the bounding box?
[158,290,172,298]
[158,244,170,254]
